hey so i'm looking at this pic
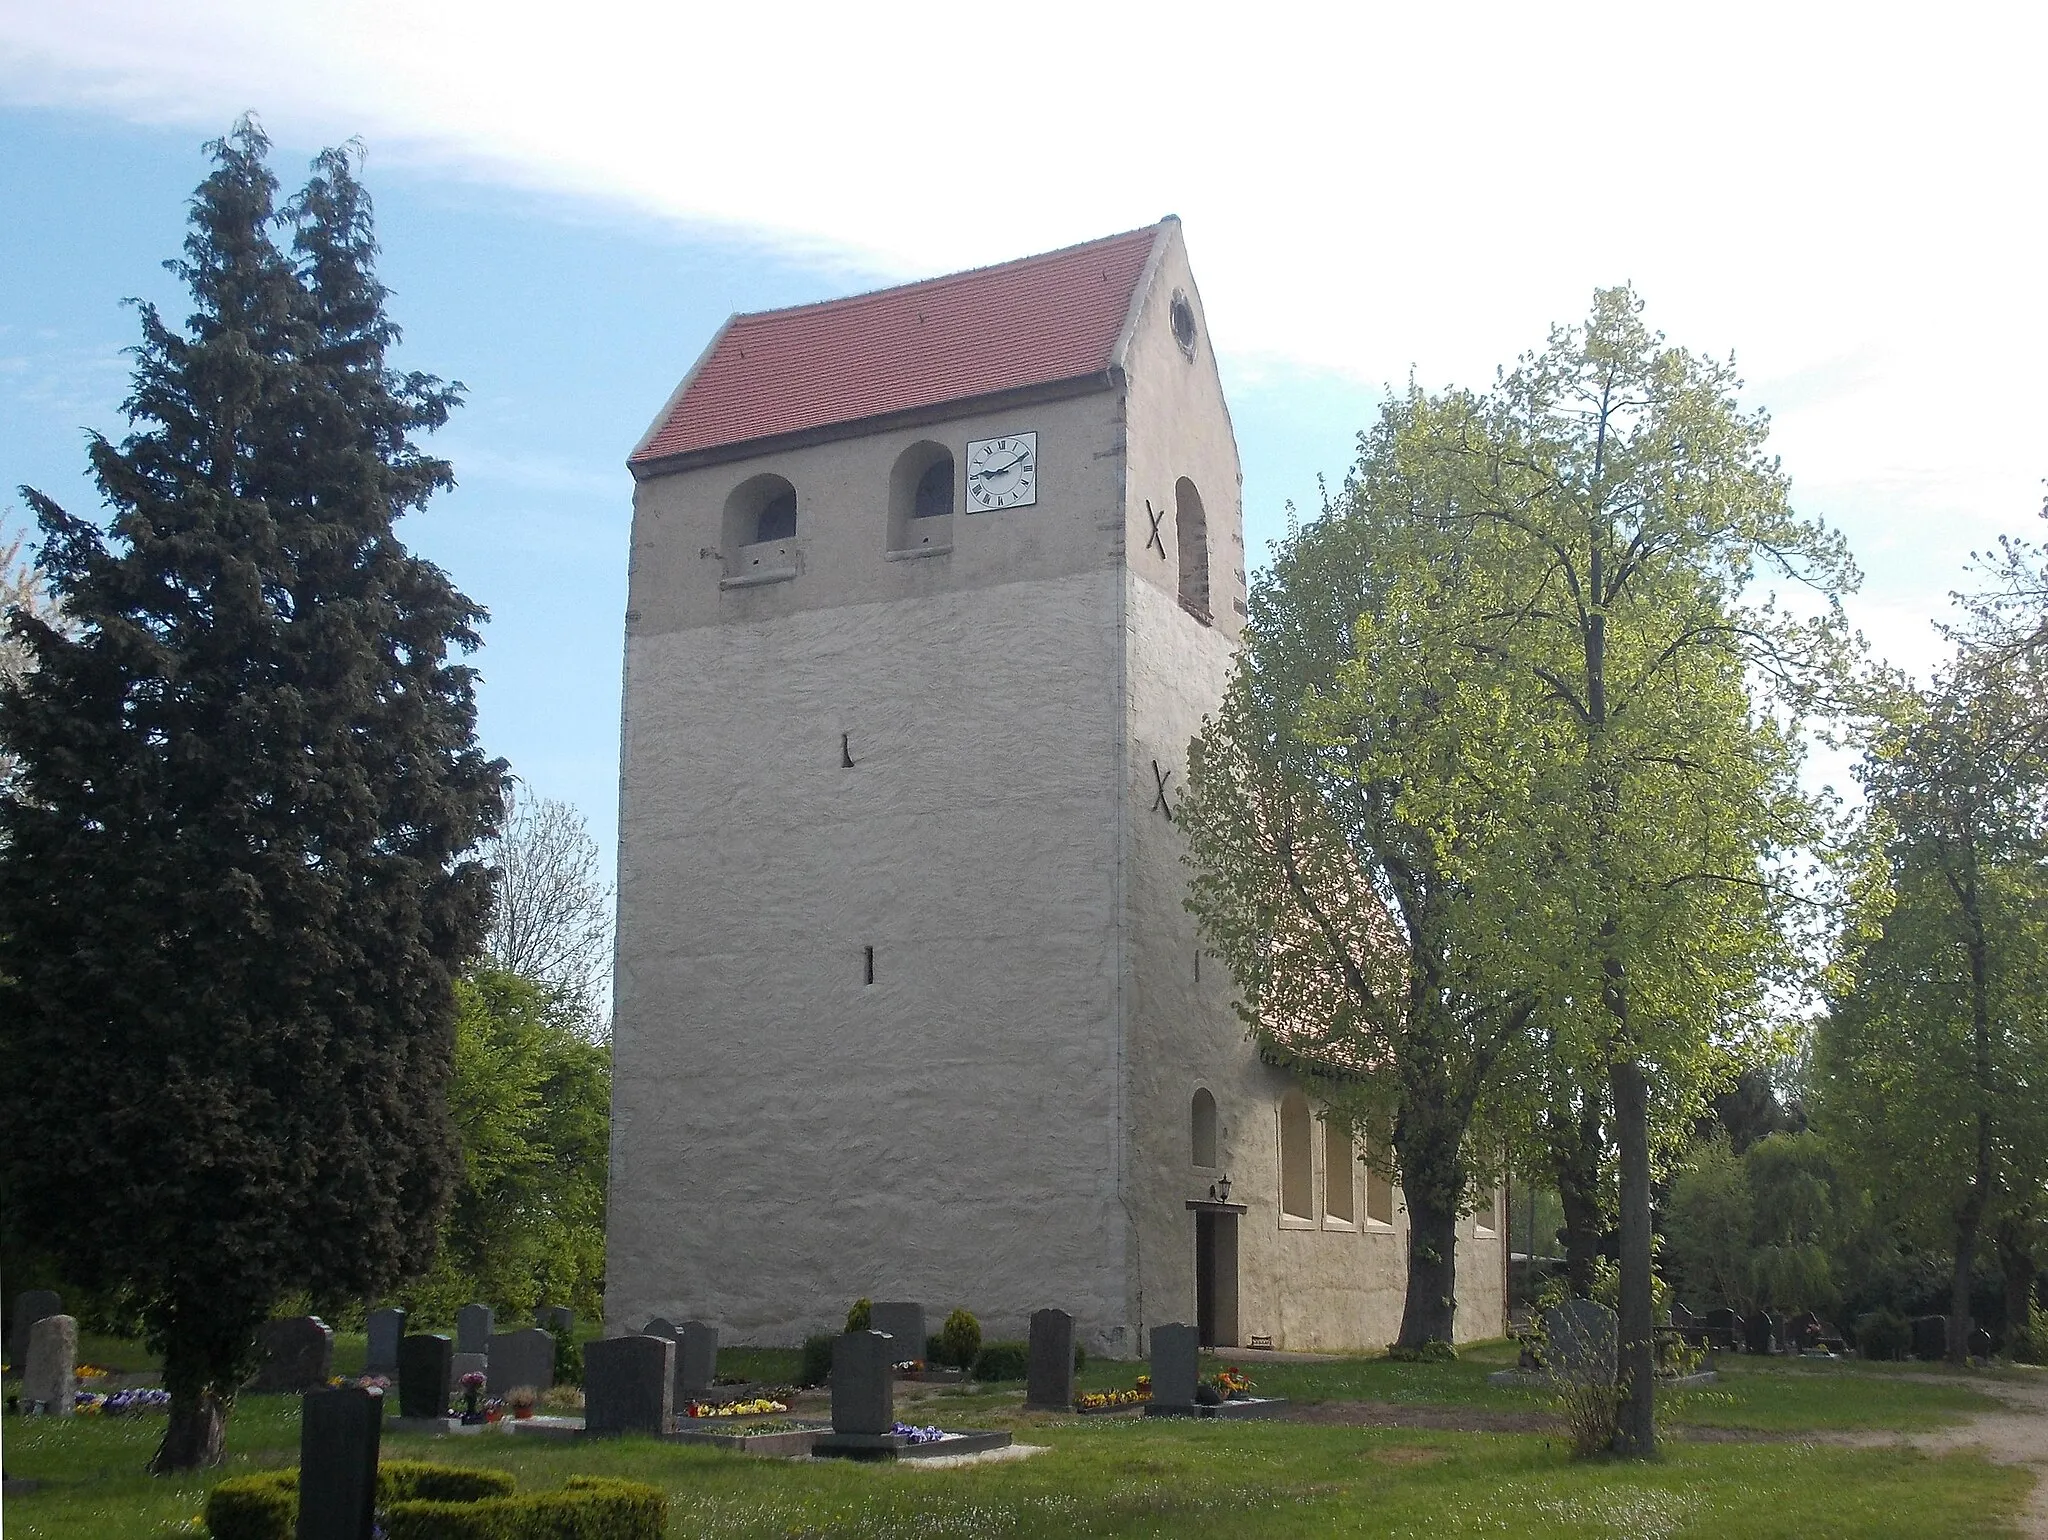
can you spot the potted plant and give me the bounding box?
[507,1385,539,1420]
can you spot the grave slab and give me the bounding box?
[1024,1309,1076,1411]
[584,1334,675,1436]
[364,1308,406,1378]
[21,1314,77,1415]
[298,1385,382,1540]
[250,1316,333,1394]
[486,1328,555,1398]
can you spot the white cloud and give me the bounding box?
[4,0,2043,663]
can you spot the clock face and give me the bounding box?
[965,432,1038,511]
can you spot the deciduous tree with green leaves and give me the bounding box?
[0,123,503,1470]
[1818,647,2048,1359]
[1370,287,1856,1453]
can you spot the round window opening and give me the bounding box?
[1170,291,1198,359]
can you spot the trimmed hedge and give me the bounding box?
[384,1477,665,1540]
[971,1341,1028,1381]
[204,1463,659,1540]
[799,1333,835,1387]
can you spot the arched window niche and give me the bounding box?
[1175,476,1210,623]
[722,473,799,585]
[1191,1088,1218,1169]
[887,441,955,557]
[1365,1144,1396,1227]
[1323,1120,1356,1226]
[1279,1089,1314,1222]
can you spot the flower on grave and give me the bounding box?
[1212,1366,1254,1397]
[889,1421,947,1445]
[686,1397,789,1417]
[1075,1384,1151,1410]
[460,1371,487,1390]
[893,1360,924,1373]
[76,1363,111,1381]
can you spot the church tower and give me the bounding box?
[607,219,1503,1353]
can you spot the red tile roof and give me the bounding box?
[632,222,1168,467]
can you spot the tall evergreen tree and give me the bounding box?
[0,122,503,1471]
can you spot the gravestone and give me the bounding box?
[584,1334,674,1436]
[21,1313,77,1415]
[8,1288,61,1372]
[1786,1311,1821,1353]
[640,1317,677,1341]
[677,1320,719,1403]
[1541,1300,1617,1386]
[536,1304,575,1338]
[364,1308,406,1377]
[250,1316,334,1393]
[830,1331,896,1435]
[486,1328,556,1398]
[1910,1315,1948,1362]
[456,1303,494,1356]
[298,1385,382,1540]
[870,1302,925,1365]
[1969,1326,1996,1359]
[1025,1308,1076,1410]
[396,1334,453,1420]
[1148,1322,1201,1410]
[1700,1308,1740,1349]
[1743,1310,1777,1355]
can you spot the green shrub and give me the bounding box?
[799,1334,835,1387]
[937,1307,982,1369]
[382,1478,664,1540]
[204,1471,296,1540]
[553,1333,583,1387]
[1074,1342,1087,1373]
[845,1297,871,1332]
[380,1461,516,1502]
[1385,1339,1456,1364]
[971,1341,1028,1381]
[2013,1304,2048,1365]
[1856,1308,1911,1361]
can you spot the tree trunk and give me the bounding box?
[1397,1187,1461,1348]
[1393,1079,1465,1349]
[1610,1056,1656,1457]
[152,1387,229,1472]
[1997,1220,2037,1355]
[1950,1206,1982,1362]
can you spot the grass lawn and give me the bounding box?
[4,1341,2034,1539]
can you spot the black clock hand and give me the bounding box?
[974,453,1029,480]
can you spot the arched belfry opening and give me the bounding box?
[1191,1088,1218,1168]
[1175,476,1210,622]
[723,472,799,581]
[888,441,955,555]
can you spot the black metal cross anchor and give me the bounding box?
[1150,759,1176,821]
[1145,500,1167,557]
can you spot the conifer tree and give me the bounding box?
[0,121,504,1471]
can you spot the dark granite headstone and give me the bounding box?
[1969,1326,1996,1359]
[536,1304,575,1338]
[1149,1322,1201,1409]
[1541,1300,1617,1386]
[250,1316,334,1393]
[486,1328,555,1397]
[1025,1308,1076,1410]
[1700,1308,1740,1349]
[297,1385,382,1540]
[1743,1310,1777,1355]
[364,1308,406,1377]
[1911,1315,1948,1361]
[870,1302,925,1364]
[455,1303,494,1356]
[677,1320,718,1402]
[584,1335,674,1436]
[397,1334,452,1420]
[640,1317,677,1340]
[831,1331,896,1435]
[1786,1311,1822,1352]
[8,1288,61,1372]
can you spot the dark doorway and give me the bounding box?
[1195,1209,1239,1348]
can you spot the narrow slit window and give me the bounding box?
[1324,1121,1355,1224]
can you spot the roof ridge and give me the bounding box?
[726,219,1172,328]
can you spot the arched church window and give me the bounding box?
[1191,1088,1218,1168]
[1324,1120,1355,1225]
[1279,1090,1314,1221]
[1365,1144,1396,1226]
[1176,477,1210,623]
[888,441,955,556]
[722,472,799,583]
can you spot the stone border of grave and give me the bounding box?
[665,1421,829,1458]
[1143,1396,1289,1420]
[812,1427,1016,1462]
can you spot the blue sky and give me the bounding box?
[4,4,2044,868]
